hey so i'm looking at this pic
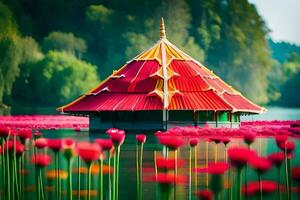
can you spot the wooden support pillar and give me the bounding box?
[163,109,168,130]
[193,111,198,127]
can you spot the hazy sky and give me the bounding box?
[249,0,300,44]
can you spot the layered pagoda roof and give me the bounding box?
[58,19,264,114]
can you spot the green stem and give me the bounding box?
[116,145,120,200]
[258,172,263,200]
[287,158,292,200]
[2,139,6,199]
[194,146,197,188]
[18,157,22,200]
[100,158,103,200]
[57,152,61,200]
[113,149,116,200]
[284,148,290,200]
[277,166,281,200]
[237,168,242,200]
[87,163,92,200]
[6,137,11,200]
[13,139,20,200]
[108,153,112,200]
[55,153,58,200]
[188,147,192,200]
[40,168,45,200]
[68,159,73,200]
[77,156,81,200]
[136,144,140,200]
[174,150,178,200]
[140,143,144,200]
[36,167,40,200]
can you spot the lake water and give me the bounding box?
[4,132,299,200]
[241,106,300,121]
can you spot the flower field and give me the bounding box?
[0,115,300,200]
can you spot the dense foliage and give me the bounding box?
[0,0,299,107]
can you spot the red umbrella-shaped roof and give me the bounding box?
[58,18,264,114]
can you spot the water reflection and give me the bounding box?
[1,130,299,200]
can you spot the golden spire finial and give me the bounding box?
[160,18,166,39]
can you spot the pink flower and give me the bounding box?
[136,134,146,144]
[189,138,199,147]
[194,162,228,174]
[157,136,184,150]
[62,138,75,149]
[18,128,32,140]
[195,190,214,200]
[47,139,62,152]
[156,157,186,170]
[242,180,278,196]
[292,167,300,183]
[106,128,120,135]
[94,139,113,151]
[268,152,285,168]
[279,141,295,155]
[209,136,222,144]
[222,138,231,146]
[0,127,10,138]
[275,134,288,147]
[31,154,51,168]
[228,147,256,169]
[249,156,272,174]
[243,132,256,145]
[77,142,102,163]
[107,129,126,146]
[34,138,48,149]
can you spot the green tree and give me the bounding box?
[0,2,22,104]
[42,31,87,58]
[13,51,99,105]
[124,0,205,62]
[279,52,300,106]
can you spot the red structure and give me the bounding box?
[58,19,264,131]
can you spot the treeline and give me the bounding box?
[0,0,299,107]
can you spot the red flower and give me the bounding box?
[18,128,32,140]
[222,138,231,146]
[136,134,146,144]
[47,139,62,152]
[106,128,120,135]
[0,127,10,138]
[62,138,75,149]
[34,131,42,137]
[34,138,48,149]
[31,154,51,168]
[209,136,222,144]
[228,147,256,169]
[249,156,272,173]
[268,152,285,167]
[108,129,126,146]
[155,173,187,185]
[189,138,199,147]
[194,162,228,175]
[279,141,295,155]
[156,157,186,170]
[243,132,256,145]
[15,143,25,156]
[195,190,214,200]
[292,167,300,182]
[242,180,278,196]
[77,142,102,163]
[275,134,288,147]
[94,139,113,151]
[157,136,184,150]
